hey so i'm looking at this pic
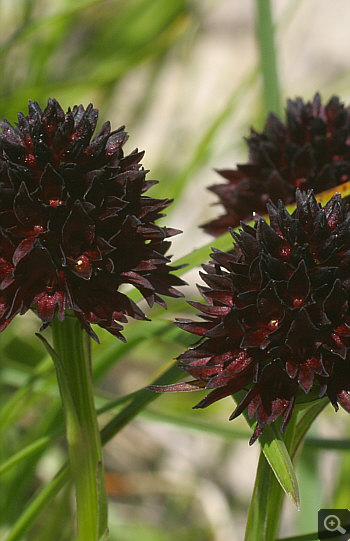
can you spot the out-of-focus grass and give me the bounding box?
[0,0,194,118]
[1,1,350,541]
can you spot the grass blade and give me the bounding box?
[243,412,299,541]
[259,424,300,509]
[255,0,282,117]
[233,390,299,510]
[291,399,328,459]
[101,361,181,443]
[157,66,258,202]
[2,360,181,540]
[0,432,60,477]
[141,409,250,440]
[4,466,69,541]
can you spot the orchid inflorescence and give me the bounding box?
[152,190,350,443]
[0,99,185,341]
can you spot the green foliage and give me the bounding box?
[0,1,349,540]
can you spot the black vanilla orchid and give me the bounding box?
[203,93,350,235]
[151,190,350,444]
[0,99,185,340]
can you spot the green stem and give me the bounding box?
[244,452,272,540]
[255,0,282,117]
[51,316,108,541]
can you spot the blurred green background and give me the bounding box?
[1,1,350,540]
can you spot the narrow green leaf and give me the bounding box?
[92,319,173,381]
[0,355,53,433]
[141,409,250,440]
[0,432,61,477]
[0,384,172,478]
[3,372,332,539]
[243,411,299,541]
[259,424,300,509]
[255,0,282,117]
[291,399,328,459]
[4,466,69,541]
[101,361,181,443]
[0,385,36,433]
[0,0,109,53]
[243,398,330,541]
[233,391,300,509]
[305,437,350,450]
[158,66,258,202]
[112,404,348,450]
[2,361,181,540]
[172,230,234,277]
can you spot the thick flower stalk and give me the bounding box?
[203,93,350,235]
[0,99,185,541]
[0,99,185,340]
[153,190,350,444]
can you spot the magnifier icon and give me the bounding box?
[324,514,346,535]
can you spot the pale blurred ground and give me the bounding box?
[100,2,350,540]
[1,1,349,539]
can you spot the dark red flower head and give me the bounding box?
[0,99,185,340]
[203,93,350,236]
[154,190,350,444]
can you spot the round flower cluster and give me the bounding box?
[0,99,185,340]
[154,190,350,443]
[203,93,350,236]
